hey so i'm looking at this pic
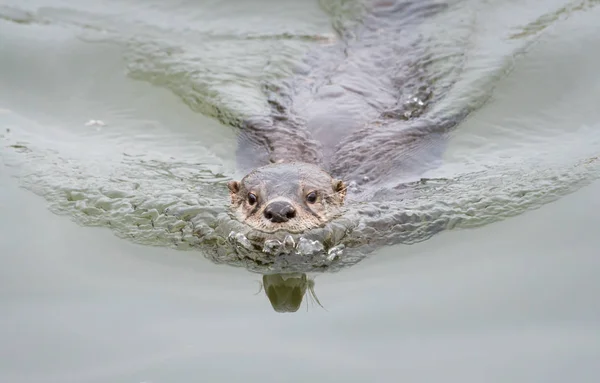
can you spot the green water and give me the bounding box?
[1,0,600,381]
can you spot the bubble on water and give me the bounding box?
[228,231,252,252]
[327,244,345,261]
[296,237,324,256]
[283,235,295,251]
[348,180,362,193]
[262,239,282,255]
[84,119,106,127]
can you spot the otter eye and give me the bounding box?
[306,191,317,204]
[247,193,257,205]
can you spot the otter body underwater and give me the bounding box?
[227,0,467,238]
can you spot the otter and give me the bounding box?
[227,0,460,235]
[215,1,474,313]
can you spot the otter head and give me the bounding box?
[227,162,346,233]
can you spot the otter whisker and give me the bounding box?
[254,281,264,295]
[307,279,327,312]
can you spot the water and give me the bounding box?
[1,0,600,381]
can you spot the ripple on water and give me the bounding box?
[3,113,600,275]
[2,0,600,274]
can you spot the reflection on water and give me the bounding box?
[261,274,322,313]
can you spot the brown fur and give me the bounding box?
[228,162,346,233]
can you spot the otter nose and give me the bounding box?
[264,201,296,223]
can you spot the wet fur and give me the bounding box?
[228,162,346,233]
[232,0,468,231]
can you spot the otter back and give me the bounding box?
[236,0,465,187]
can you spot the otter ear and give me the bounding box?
[228,180,240,193]
[332,179,346,202]
[227,180,240,202]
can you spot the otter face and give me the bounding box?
[227,162,346,233]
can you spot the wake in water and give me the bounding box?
[1,0,600,276]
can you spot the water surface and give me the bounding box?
[1,0,600,381]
